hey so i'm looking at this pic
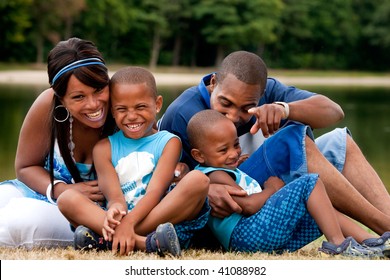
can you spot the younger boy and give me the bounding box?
[187,109,390,257]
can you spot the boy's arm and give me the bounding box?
[232,191,273,216]
[233,176,285,215]
[93,139,127,212]
[209,172,284,216]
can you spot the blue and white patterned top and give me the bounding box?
[195,165,262,195]
[108,130,179,210]
[1,141,94,202]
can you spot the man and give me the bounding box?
[159,51,390,246]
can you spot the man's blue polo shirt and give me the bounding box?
[158,73,315,169]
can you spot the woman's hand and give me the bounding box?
[72,180,105,203]
[52,180,104,204]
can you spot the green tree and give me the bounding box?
[269,0,359,69]
[169,0,194,66]
[75,0,134,62]
[363,1,390,48]
[0,0,33,61]
[193,0,283,65]
[133,0,183,69]
[29,0,86,63]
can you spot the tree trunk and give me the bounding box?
[35,35,44,64]
[149,28,161,70]
[215,45,225,67]
[190,37,198,67]
[64,17,73,39]
[172,35,182,66]
[257,42,265,56]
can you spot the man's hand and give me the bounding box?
[248,104,285,137]
[208,183,247,218]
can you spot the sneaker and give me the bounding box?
[145,222,181,257]
[74,225,112,251]
[361,231,390,258]
[319,236,380,258]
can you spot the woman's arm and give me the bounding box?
[15,88,54,195]
[15,88,105,204]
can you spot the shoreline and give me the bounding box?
[1,70,390,87]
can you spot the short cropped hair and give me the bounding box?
[216,51,267,91]
[110,66,157,97]
[187,109,228,149]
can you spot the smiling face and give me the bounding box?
[61,75,109,129]
[209,73,262,128]
[110,82,162,139]
[194,117,242,170]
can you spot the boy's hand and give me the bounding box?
[237,153,249,166]
[112,222,136,256]
[263,176,285,193]
[172,162,190,183]
[103,206,126,241]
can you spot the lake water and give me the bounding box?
[0,84,389,192]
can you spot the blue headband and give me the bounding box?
[51,58,106,86]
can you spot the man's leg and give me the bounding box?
[342,135,390,215]
[316,128,390,216]
[306,136,390,235]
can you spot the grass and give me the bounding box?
[0,237,380,260]
[0,246,327,260]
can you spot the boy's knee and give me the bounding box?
[188,170,210,194]
[57,189,80,213]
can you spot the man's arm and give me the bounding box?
[287,95,344,129]
[207,171,247,218]
[250,79,344,137]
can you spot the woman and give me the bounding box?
[0,38,116,248]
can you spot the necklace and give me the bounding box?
[68,115,76,162]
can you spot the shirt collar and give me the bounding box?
[198,73,215,108]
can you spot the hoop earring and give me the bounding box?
[53,105,70,123]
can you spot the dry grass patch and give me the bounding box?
[0,238,358,260]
